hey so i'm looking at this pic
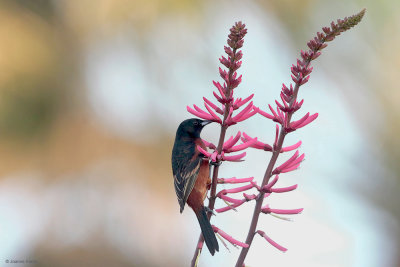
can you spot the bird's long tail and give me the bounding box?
[195,207,219,255]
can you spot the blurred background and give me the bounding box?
[0,0,398,266]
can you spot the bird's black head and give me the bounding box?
[176,118,212,139]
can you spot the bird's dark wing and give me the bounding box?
[173,155,202,213]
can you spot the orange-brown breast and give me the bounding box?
[186,139,210,212]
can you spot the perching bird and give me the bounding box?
[171,118,219,255]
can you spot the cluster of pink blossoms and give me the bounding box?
[187,21,307,251]
[186,8,366,266]
[187,22,257,164]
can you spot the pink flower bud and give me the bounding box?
[268,104,279,120]
[322,26,331,34]
[219,56,230,68]
[279,93,290,106]
[275,99,285,111]
[213,80,226,99]
[300,75,310,85]
[224,45,233,57]
[292,99,304,111]
[219,67,229,82]
[311,51,321,60]
[291,74,298,84]
[213,91,223,103]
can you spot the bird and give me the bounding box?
[171,118,219,255]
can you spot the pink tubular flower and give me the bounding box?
[254,106,274,120]
[213,226,249,248]
[218,177,254,184]
[216,201,246,213]
[261,204,303,215]
[217,183,254,195]
[187,105,214,121]
[221,151,247,162]
[196,145,212,158]
[272,150,305,175]
[216,191,259,213]
[204,102,223,122]
[243,193,257,201]
[289,112,319,132]
[216,180,256,213]
[223,132,242,150]
[225,103,257,126]
[261,173,299,194]
[219,194,246,205]
[262,175,279,192]
[269,184,298,193]
[233,94,254,110]
[256,230,287,252]
[241,132,273,151]
[281,140,302,152]
[231,102,256,122]
[216,191,270,213]
[202,139,216,149]
[203,97,224,115]
[224,138,258,153]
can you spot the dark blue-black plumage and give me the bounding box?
[171,118,219,255]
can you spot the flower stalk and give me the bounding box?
[188,22,254,267]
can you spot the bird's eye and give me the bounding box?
[194,121,199,126]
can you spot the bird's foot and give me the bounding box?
[209,161,222,167]
[204,206,216,216]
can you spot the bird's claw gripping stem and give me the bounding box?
[204,206,216,216]
[210,161,222,167]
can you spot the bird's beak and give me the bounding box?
[201,120,213,127]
